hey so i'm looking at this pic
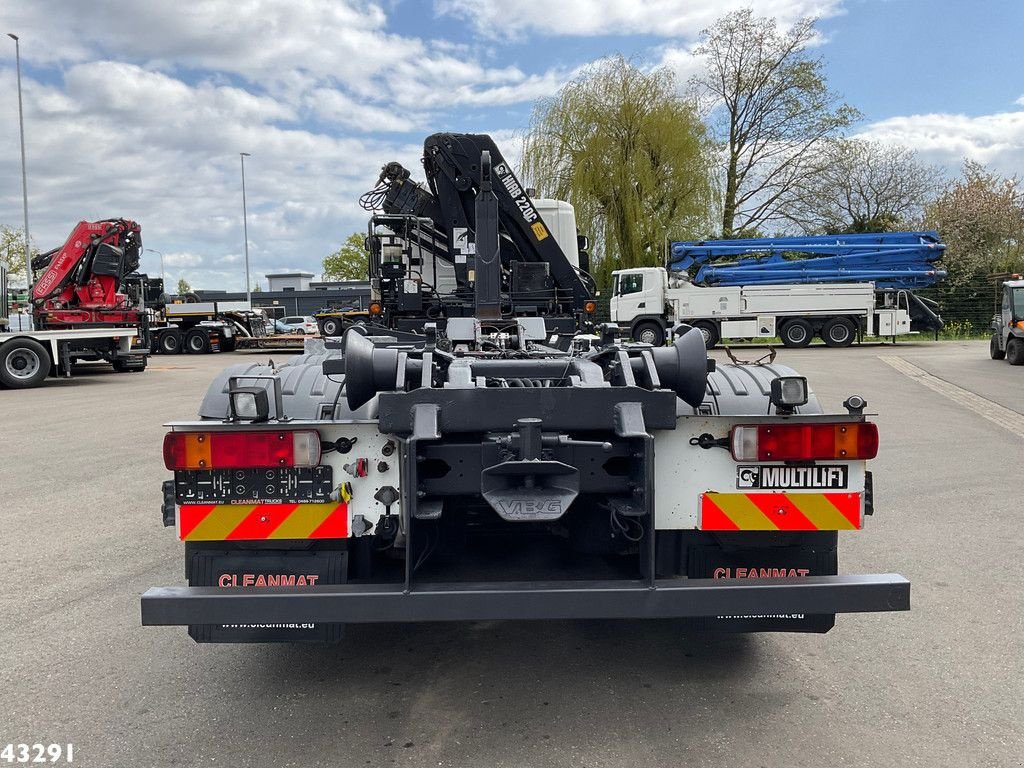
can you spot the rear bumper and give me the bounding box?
[141,573,909,626]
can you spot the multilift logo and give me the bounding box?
[737,465,847,489]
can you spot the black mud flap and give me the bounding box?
[187,548,347,643]
[687,533,838,633]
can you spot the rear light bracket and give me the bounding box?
[226,374,289,423]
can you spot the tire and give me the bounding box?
[632,321,666,346]
[780,319,813,348]
[821,318,856,348]
[321,317,342,337]
[185,329,211,354]
[692,321,720,350]
[0,338,51,388]
[221,336,236,352]
[158,329,183,354]
[1007,337,1024,366]
[990,334,1006,360]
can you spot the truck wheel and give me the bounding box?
[821,318,856,347]
[321,317,342,337]
[780,319,813,348]
[632,321,666,346]
[1007,338,1024,365]
[159,329,183,354]
[185,329,211,354]
[0,338,51,388]
[990,334,1006,360]
[693,321,720,349]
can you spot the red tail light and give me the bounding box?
[730,422,878,462]
[163,430,321,470]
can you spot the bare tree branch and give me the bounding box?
[691,10,859,237]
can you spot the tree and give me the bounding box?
[521,56,715,288]
[924,160,1024,285]
[782,139,943,234]
[1,225,38,282]
[323,233,368,281]
[176,278,192,295]
[691,9,859,237]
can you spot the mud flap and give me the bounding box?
[686,532,838,633]
[186,547,347,643]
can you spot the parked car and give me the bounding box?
[279,315,318,334]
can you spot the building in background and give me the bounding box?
[193,281,370,318]
[265,271,315,292]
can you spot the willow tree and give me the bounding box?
[521,56,715,289]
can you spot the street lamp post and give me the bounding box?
[148,248,165,284]
[240,152,252,305]
[8,33,32,292]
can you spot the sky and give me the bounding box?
[1,0,1022,291]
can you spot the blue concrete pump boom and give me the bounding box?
[669,231,946,289]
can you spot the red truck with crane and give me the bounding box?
[0,220,148,388]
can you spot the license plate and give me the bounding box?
[175,466,334,504]
[737,464,848,490]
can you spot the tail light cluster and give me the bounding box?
[163,430,321,470]
[730,422,878,462]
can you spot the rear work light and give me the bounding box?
[163,430,321,470]
[730,422,878,462]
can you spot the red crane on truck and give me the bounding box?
[32,218,145,328]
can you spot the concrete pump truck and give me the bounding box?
[612,232,946,348]
[142,137,909,644]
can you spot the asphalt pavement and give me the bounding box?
[1,340,1021,768]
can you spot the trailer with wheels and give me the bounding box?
[150,301,266,355]
[313,308,368,337]
[0,326,143,388]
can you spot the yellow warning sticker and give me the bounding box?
[531,222,549,241]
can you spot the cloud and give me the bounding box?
[650,43,706,87]
[0,65,420,291]
[434,0,844,38]
[856,109,1024,177]
[4,0,568,117]
[162,252,206,268]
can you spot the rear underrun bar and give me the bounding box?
[141,573,910,626]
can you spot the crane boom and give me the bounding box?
[363,133,593,309]
[669,231,946,289]
[30,218,145,329]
